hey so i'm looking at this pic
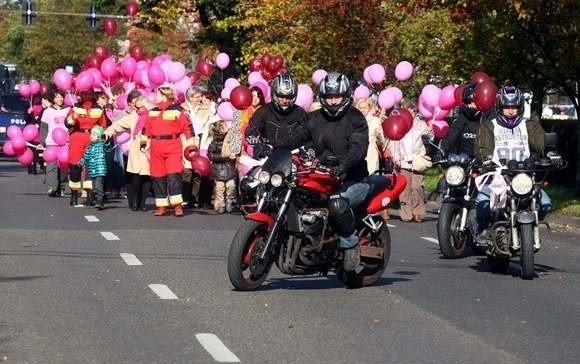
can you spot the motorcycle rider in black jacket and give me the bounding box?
[244,73,308,159]
[287,72,369,271]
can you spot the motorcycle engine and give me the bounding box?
[298,210,333,266]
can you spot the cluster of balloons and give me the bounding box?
[352,61,414,110]
[2,125,40,166]
[18,79,50,99]
[248,54,286,81]
[102,1,139,37]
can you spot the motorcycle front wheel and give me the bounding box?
[227,220,273,290]
[437,202,468,258]
[520,224,535,280]
[336,223,391,289]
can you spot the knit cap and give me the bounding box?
[91,125,104,139]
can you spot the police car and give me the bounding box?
[0,94,27,153]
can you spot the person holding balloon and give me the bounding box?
[391,99,434,223]
[40,90,71,197]
[141,86,195,217]
[354,98,387,174]
[180,86,203,209]
[66,89,108,206]
[104,90,153,212]
[25,95,44,175]
[244,73,307,158]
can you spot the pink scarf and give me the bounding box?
[133,109,148,137]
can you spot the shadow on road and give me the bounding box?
[0,275,49,283]
[248,275,412,291]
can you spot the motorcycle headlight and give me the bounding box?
[257,170,270,185]
[270,173,284,187]
[445,165,465,186]
[511,173,533,195]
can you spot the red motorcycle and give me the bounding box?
[227,148,407,290]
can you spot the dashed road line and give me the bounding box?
[196,334,240,363]
[148,284,178,300]
[100,232,120,241]
[85,215,99,222]
[421,237,439,244]
[120,253,142,266]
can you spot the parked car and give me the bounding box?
[0,94,27,153]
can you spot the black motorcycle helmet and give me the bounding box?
[271,73,298,113]
[496,85,525,129]
[461,82,481,119]
[318,72,353,119]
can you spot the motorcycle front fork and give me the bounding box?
[509,197,541,252]
[259,188,294,260]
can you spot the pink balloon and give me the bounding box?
[7,125,22,139]
[430,119,450,138]
[378,89,396,110]
[418,95,433,119]
[23,124,39,142]
[421,84,441,108]
[433,106,450,120]
[52,69,73,91]
[29,80,41,95]
[2,141,15,156]
[120,56,137,79]
[167,61,186,83]
[224,78,240,89]
[395,61,414,81]
[215,53,230,70]
[100,58,118,79]
[136,60,149,70]
[353,85,371,100]
[147,64,165,84]
[64,93,76,107]
[43,146,58,163]
[116,131,131,144]
[11,136,27,155]
[75,71,94,92]
[57,146,69,164]
[87,68,103,88]
[386,87,403,103]
[116,93,128,109]
[312,69,328,86]
[363,67,372,85]
[438,85,456,110]
[221,86,233,100]
[368,64,386,84]
[51,128,69,146]
[152,55,170,66]
[18,148,34,166]
[19,84,31,98]
[173,76,192,96]
[120,141,130,155]
[247,71,263,85]
[217,101,234,121]
[295,84,314,111]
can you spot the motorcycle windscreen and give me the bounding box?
[261,147,292,177]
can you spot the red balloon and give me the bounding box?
[382,115,408,141]
[40,82,51,95]
[471,71,491,84]
[249,59,261,72]
[125,1,139,17]
[261,69,273,81]
[183,145,199,161]
[273,55,284,70]
[190,156,212,177]
[390,108,413,131]
[196,59,214,77]
[260,54,272,67]
[94,46,110,60]
[266,58,279,73]
[473,80,498,111]
[129,45,145,61]
[454,84,466,106]
[103,18,117,36]
[187,71,200,85]
[84,55,102,69]
[230,86,253,110]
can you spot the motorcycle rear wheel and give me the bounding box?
[437,202,468,258]
[520,224,535,280]
[227,220,273,291]
[337,223,391,288]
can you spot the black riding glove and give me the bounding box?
[330,164,347,181]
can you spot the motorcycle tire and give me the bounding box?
[487,255,510,274]
[437,202,468,258]
[337,223,391,289]
[520,224,535,280]
[227,220,273,291]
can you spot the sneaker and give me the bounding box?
[154,207,166,216]
[343,245,360,272]
[174,205,184,217]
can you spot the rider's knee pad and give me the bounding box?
[328,195,356,236]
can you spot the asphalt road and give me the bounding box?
[1,161,579,364]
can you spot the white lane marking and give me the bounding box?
[85,215,99,222]
[387,223,395,228]
[196,334,240,363]
[120,253,142,266]
[100,232,120,241]
[148,284,178,300]
[421,237,439,245]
